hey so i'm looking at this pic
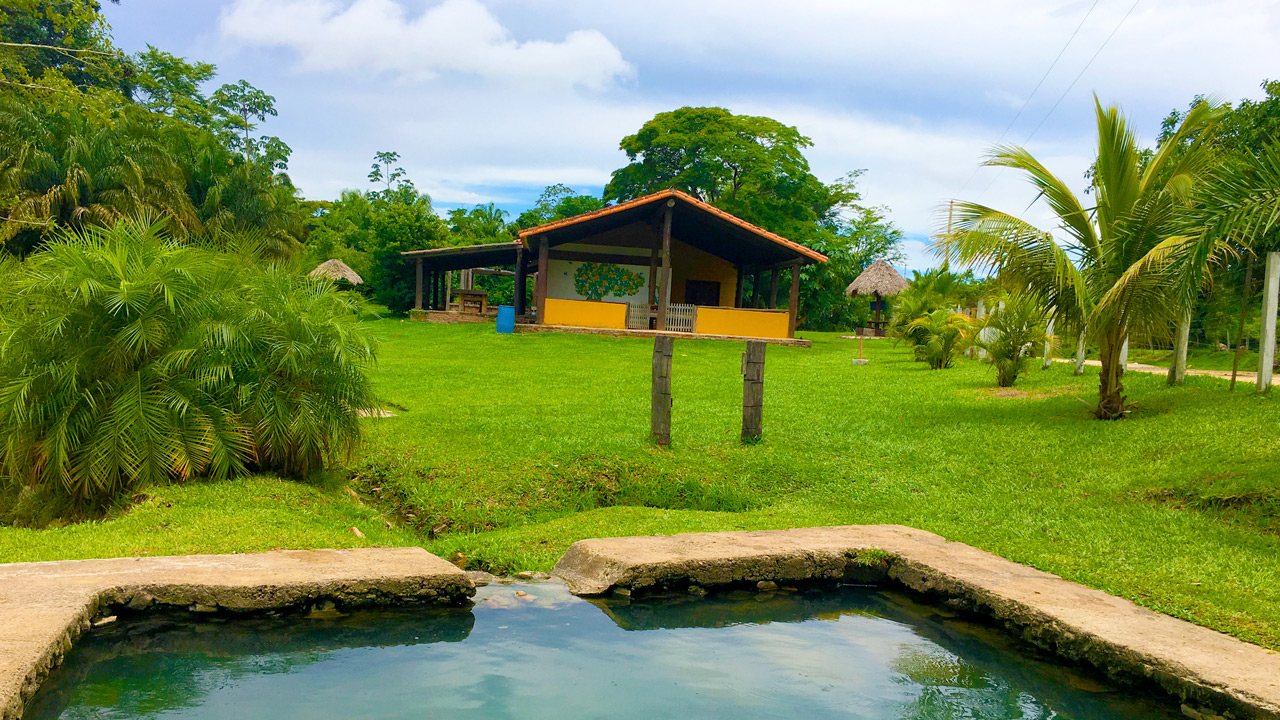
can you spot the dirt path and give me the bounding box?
[1052,357,1253,382]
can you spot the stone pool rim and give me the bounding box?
[4,526,1278,720]
[553,524,1280,720]
[0,546,473,720]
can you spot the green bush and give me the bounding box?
[904,310,971,369]
[969,294,1052,387]
[0,219,377,519]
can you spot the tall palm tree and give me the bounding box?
[938,98,1224,419]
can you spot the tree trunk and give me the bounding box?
[1096,331,1128,419]
[1168,311,1190,386]
[1074,330,1087,376]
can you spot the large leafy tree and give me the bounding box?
[939,98,1225,419]
[515,184,605,230]
[604,106,836,234]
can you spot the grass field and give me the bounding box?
[3,321,1279,649]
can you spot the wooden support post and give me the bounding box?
[414,258,423,311]
[514,246,527,317]
[1074,329,1087,376]
[446,271,453,310]
[656,202,673,330]
[651,335,674,446]
[787,262,801,339]
[769,270,779,308]
[1042,318,1055,370]
[535,236,549,323]
[741,341,766,442]
[648,246,659,306]
[1258,251,1280,392]
[733,269,744,309]
[1169,311,1190,386]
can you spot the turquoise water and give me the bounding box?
[25,583,1181,720]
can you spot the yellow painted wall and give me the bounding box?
[543,298,627,329]
[670,239,738,307]
[695,307,791,339]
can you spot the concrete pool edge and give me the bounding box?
[553,524,1280,720]
[0,547,474,720]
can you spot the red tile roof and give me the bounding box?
[517,188,828,264]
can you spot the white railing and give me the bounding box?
[666,303,695,333]
[626,303,650,330]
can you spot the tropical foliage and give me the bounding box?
[969,294,1052,387]
[903,310,971,370]
[0,219,377,521]
[939,98,1228,419]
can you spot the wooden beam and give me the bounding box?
[768,269,779,308]
[535,236,549,323]
[414,258,423,310]
[548,249,651,266]
[514,246,527,317]
[656,203,673,330]
[651,335,674,446]
[741,341,766,442]
[734,268,744,309]
[787,262,801,338]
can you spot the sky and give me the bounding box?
[102,0,1280,271]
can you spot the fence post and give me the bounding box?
[651,336,674,446]
[1258,251,1280,392]
[741,341,766,442]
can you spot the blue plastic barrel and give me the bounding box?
[496,305,516,334]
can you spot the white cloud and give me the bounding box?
[219,0,632,89]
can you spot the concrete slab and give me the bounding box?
[0,547,472,720]
[553,525,1280,720]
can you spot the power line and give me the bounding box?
[951,0,1102,200]
[1021,0,1143,147]
[975,0,1144,200]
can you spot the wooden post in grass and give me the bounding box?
[1257,251,1280,392]
[651,336,674,446]
[741,341,766,442]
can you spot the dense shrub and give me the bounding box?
[0,219,377,518]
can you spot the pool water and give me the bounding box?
[25,583,1181,720]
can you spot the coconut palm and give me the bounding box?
[969,294,1052,387]
[938,98,1225,418]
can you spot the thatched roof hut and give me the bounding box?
[310,259,364,285]
[845,259,908,298]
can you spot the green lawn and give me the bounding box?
[3,321,1279,650]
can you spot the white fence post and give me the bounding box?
[1257,251,1280,392]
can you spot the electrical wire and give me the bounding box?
[951,0,1102,200]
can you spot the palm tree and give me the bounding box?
[904,310,971,370]
[938,98,1225,418]
[970,294,1052,387]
